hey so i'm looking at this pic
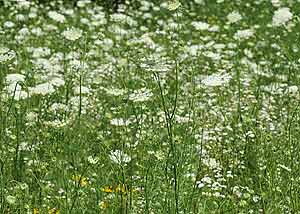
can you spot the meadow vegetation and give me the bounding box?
[0,0,300,213]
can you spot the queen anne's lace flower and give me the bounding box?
[109,150,131,164]
[0,48,16,63]
[227,11,242,24]
[191,21,210,31]
[62,28,82,41]
[201,72,232,87]
[48,11,65,23]
[234,29,254,40]
[30,83,55,96]
[129,88,153,102]
[168,0,181,11]
[5,74,25,84]
[272,7,293,26]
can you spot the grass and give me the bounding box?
[1,0,300,213]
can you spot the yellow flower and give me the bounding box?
[33,208,39,214]
[168,0,181,11]
[101,184,137,194]
[72,175,88,187]
[129,187,138,193]
[48,208,60,214]
[101,185,114,193]
[115,184,126,193]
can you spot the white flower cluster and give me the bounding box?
[201,72,232,87]
[191,21,219,32]
[227,11,242,24]
[129,88,153,102]
[48,11,66,23]
[272,7,293,26]
[4,74,28,101]
[0,47,16,63]
[62,28,83,41]
[234,29,254,40]
[29,82,55,96]
[109,150,131,164]
[110,118,131,126]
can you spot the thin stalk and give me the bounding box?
[153,65,179,213]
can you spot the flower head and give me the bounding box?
[168,0,181,11]
[115,184,126,193]
[62,28,82,41]
[33,208,39,214]
[30,82,55,96]
[48,208,60,214]
[201,72,232,87]
[6,195,16,205]
[72,175,89,187]
[234,29,254,40]
[48,11,65,23]
[101,186,114,193]
[272,7,293,26]
[227,11,242,24]
[99,201,109,209]
[5,74,25,84]
[109,150,131,164]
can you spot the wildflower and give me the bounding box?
[201,176,212,184]
[115,184,126,193]
[58,188,65,195]
[101,38,114,51]
[72,175,89,187]
[30,82,55,96]
[202,157,220,169]
[204,51,221,61]
[233,186,242,198]
[99,201,109,209]
[74,86,90,95]
[128,88,153,102]
[50,77,65,87]
[5,74,25,84]
[191,21,210,31]
[253,195,260,203]
[110,118,131,126]
[109,150,131,164]
[272,7,293,26]
[16,0,31,9]
[48,208,60,214]
[271,0,281,7]
[201,72,232,87]
[101,186,114,193]
[87,156,99,164]
[288,85,298,95]
[234,29,254,40]
[154,151,165,160]
[33,208,39,214]
[77,0,91,8]
[5,83,28,101]
[6,195,16,205]
[168,0,181,11]
[32,47,51,58]
[48,11,65,23]
[62,28,82,41]
[3,21,15,28]
[0,48,16,63]
[227,11,242,24]
[16,14,26,22]
[110,13,128,24]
